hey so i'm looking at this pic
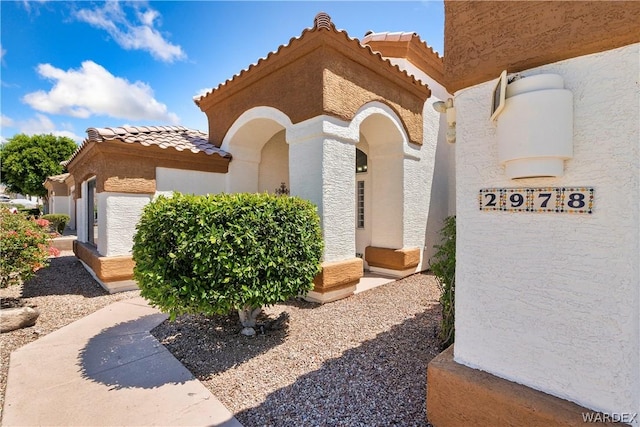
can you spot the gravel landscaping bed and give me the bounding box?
[152,273,442,427]
[0,251,140,420]
[1,251,443,426]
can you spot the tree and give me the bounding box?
[0,134,77,198]
[133,192,324,336]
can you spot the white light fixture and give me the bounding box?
[495,73,573,179]
[432,98,456,144]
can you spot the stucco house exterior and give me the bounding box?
[426,2,640,426]
[59,13,454,301]
[43,172,75,229]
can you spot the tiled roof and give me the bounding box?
[64,125,230,167]
[361,31,443,60]
[362,31,416,43]
[45,173,70,183]
[194,13,430,107]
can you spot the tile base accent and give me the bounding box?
[365,246,420,271]
[305,258,363,303]
[304,285,357,304]
[73,241,135,285]
[426,346,620,427]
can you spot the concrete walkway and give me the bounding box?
[2,297,242,426]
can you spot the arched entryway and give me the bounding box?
[354,102,407,264]
[222,107,292,194]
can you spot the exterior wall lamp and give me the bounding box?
[491,72,573,179]
[433,98,456,144]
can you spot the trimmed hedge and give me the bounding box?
[42,214,70,234]
[132,192,324,320]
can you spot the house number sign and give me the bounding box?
[479,187,594,214]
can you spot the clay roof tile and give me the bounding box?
[194,13,431,107]
[64,126,231,168]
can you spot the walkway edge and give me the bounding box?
[2,297,243,427]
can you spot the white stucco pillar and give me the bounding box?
[288,116,358,262]
[454,44,639,419]
[97,193,152,257]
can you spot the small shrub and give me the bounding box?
[42,214,70,234]
[429,215,456,348]
[0,208,59,288]
[132,192,324,326]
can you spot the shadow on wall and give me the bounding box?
[21,254,109,299]
[233,306,442,427]
[76,313,195,390]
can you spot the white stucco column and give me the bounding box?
[454,44,639,419]
[97,192,152,257]
[288,116,358,262]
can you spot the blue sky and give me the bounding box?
[0,1,444,144]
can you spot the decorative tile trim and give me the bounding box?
[479,187,594,214]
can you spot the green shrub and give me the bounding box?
[0,208,58,288]
[42,214,70,234]
[429,215,456,348]
[132,192,324,326]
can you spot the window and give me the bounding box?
[356,148,368,173]
[357,180,365,228]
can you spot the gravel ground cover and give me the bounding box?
[1,251,443,426]
[152,273,442,427]
[0,251,140,421]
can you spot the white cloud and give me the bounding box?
[22,60,180,124]
[1,114,15,127]
[16,114,84,143]
[193,88,213,100]
[21,0,49,14]
[0,43,6,65]
[74,2,186,63]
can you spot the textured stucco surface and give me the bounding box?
[444,1,640,93]
[155,167,225,197]
[389,58,455,266]
[99,193,152,257]
[288,115,356,263]
[197,23,430,147]
[454,44,639,417]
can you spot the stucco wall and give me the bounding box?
[385,57,455,266]
[98,192,152,257]
[444,1,640,93]
[258,131,289,193]
[288,115,356,262]
[49,195,71,218]
[155,167,225,197]
[454,44,639,417]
